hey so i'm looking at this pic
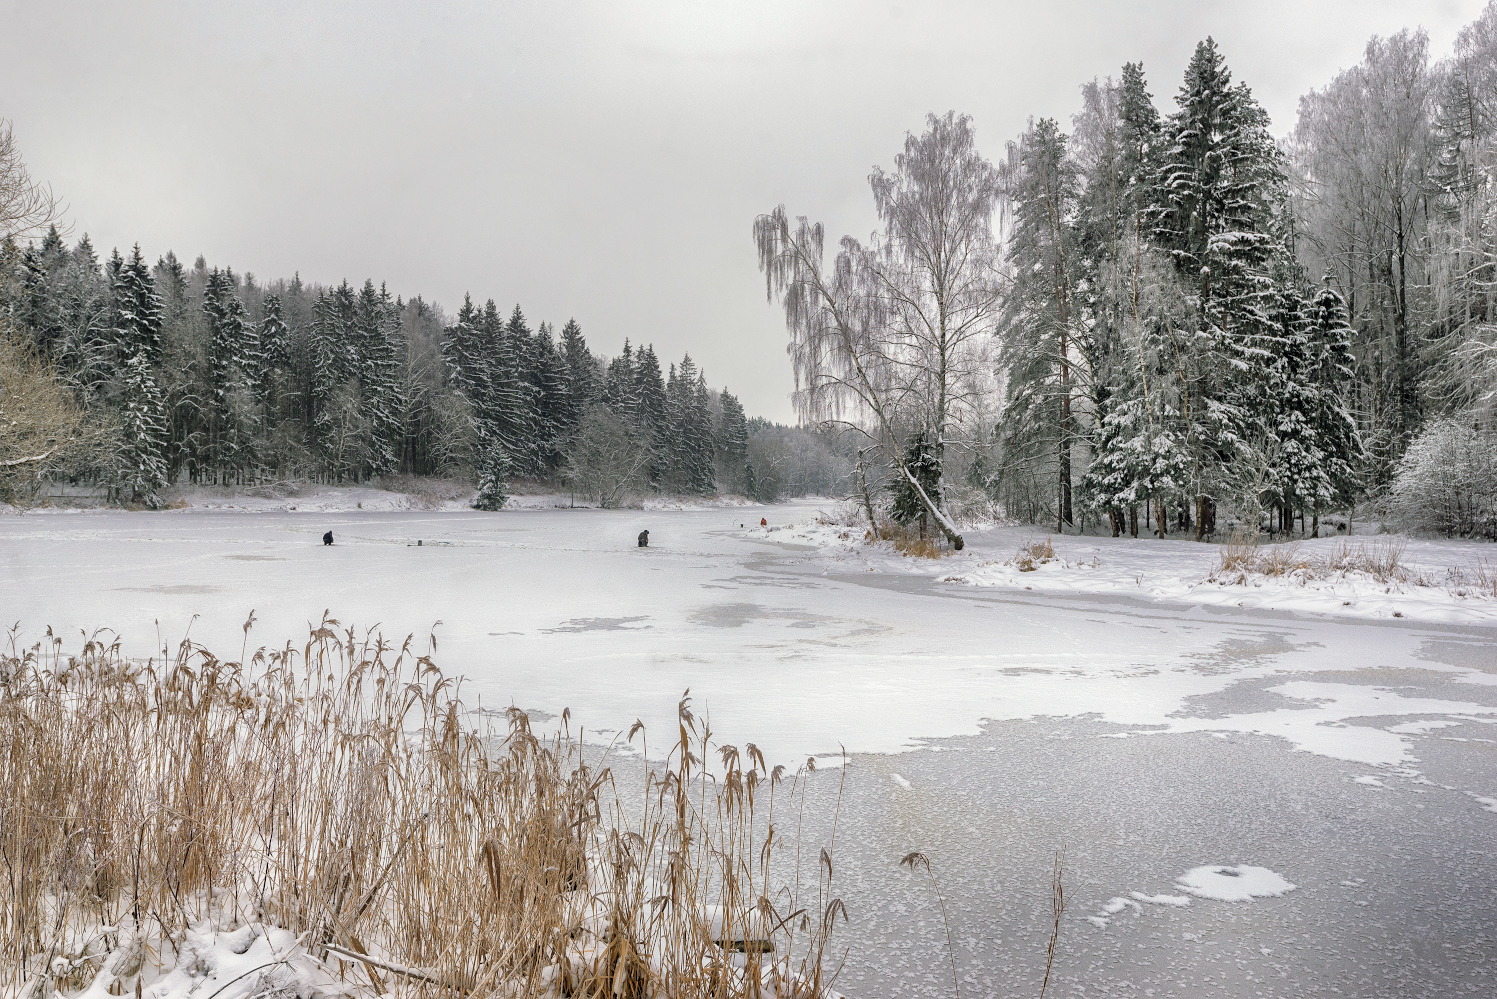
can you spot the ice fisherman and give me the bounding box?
[323,531,334,546]
[637,530,649,548]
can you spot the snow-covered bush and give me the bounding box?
[1383,418,1497,540]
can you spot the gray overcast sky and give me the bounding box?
[1,0,1482,422]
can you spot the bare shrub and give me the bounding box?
[1382,418,1497,540]
[0,619,849,998]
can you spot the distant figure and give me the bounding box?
[638,530,649,548]
[760,517,768,527]
[323,531,334,546]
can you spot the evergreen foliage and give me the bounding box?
[0,233,776,504]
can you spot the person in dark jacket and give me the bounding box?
[637,530,649,547]
[323,531,334,546]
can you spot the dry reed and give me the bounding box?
[1010,538,1056,573]
[870,520,948,559]
[0,617,849,999]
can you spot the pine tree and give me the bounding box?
[259,294,290,395]
[603,340,637,417]
[634,344,667,481]
[306,292,342,472]
[1306,284,1365,518]
[485,300,528,471]
[203,268,258,480]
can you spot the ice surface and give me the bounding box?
[1174,865,1297,902]
[4,502,1496,996]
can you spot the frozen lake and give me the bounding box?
[3,502,1495,997]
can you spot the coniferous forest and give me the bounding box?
[0,237,851,509]
[992,22,1497,540]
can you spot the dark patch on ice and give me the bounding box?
[688,602,828,629]
[116,584,223,594]
[1417,638,1497,675]
[541,616,653,633]
[1173,679,1324,720]
[1185,630,1300,674]
[715,573,822,589]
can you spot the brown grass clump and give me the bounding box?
[873,519,949,558]
[1215,536,1429,585]
[0,617,849,999]
[1011,537,1056,573]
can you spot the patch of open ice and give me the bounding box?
[1388,719,1464,735]
[1174,865,1296,902]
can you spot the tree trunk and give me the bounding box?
[857,449,880,540]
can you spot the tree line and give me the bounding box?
[756,7,1497,543]
[0,228,847,508]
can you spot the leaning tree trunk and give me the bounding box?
[896,458,963,550]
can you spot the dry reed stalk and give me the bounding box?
[1,618,848,999]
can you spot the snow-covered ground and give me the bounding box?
[3,502,1494,996]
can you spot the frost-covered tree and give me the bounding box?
[1151,37,1289,534]
[715,388,749,493]
[111,245,168,504]
[998,116,1082,531]
[755,112,1003,549]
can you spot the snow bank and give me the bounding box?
[951,532,1497,625]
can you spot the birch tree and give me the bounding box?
[753,112,1002,549]
[0,121,65,242]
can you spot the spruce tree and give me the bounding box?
[716,388,749,493]
[1151,37,1289,531]
[888,433,942,538]
[558,318,596,425]
[111,244,168,504]
[472,453,511,510]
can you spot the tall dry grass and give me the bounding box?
[0,618,848,999]
[871,519,948,559]
[1213,535,1497,599]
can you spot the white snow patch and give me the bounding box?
[1174,865,1296,902]
[1388,719,1465,734]
[1131,892,1192,907]
[1352,775,1387,788]
[890,773,912,791]
[1101,896,1142,915]
[1474,797,1497,814]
